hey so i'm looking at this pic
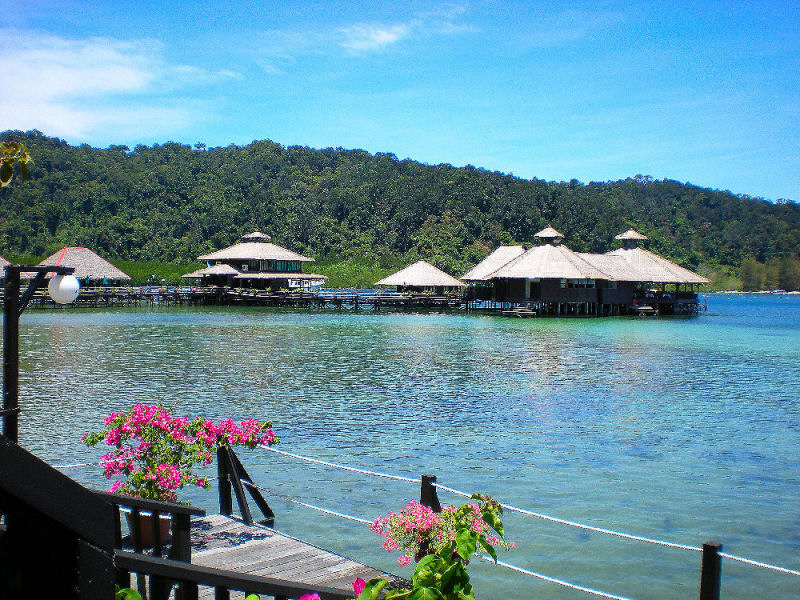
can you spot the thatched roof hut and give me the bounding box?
[188,232,326,290]
[375,261,464,291]
[461,246,525,282]
[198,232,314,263]
[37,247,130,283]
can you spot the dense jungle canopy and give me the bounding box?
[1,130,799,288]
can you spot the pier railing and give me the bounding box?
[205,443,798,600]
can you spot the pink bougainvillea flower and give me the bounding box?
[298,594,321,600]
[353,577,366,596]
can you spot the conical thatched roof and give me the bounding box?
[490,243,606,280]
[38,247,130,281]
[461,246,525,281]
[615,228,648,241]
[606,247,709,284]
[375,261,464,288]
[198,232,313,262]
[534,226,564,242]
[182,263,240,278]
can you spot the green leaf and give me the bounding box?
[479,537,498,561]
[358,578,388,600]
[0,162,13,186]
[407,587,443,600]
[455,529,477,561]
[412,554,444,587]
[115,588,144,600]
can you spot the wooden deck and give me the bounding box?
[190,514,404,597]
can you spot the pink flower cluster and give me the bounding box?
[370,499,511,565]
[83,403,279,502]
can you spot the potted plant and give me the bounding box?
[83,403,279,544]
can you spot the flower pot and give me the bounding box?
[126,512,172,547]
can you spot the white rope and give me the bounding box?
[720,552,800,577]
[51,461,104,469]
[434,483,699,552]
[259,445,419,483]
[476,555,636,600]
[242,480,371,525]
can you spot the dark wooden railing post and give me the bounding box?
[699,541,722,600]
[2,266,21,443]
[420,474,441,513]
[218,447,232,516]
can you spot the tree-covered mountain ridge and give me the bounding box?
[2,130,799,288]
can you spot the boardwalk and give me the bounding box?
[190,514,404,598]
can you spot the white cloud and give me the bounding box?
[257,5,474,69]
[337,23,411,52]
[0,29,238,141]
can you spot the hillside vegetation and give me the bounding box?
[2,130,799,289]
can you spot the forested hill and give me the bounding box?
[2,130,799,285]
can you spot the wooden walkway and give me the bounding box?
[190,514,404,597]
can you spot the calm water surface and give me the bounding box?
[11,294,800,599]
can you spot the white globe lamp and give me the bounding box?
[48,274,80,304]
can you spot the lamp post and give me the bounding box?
[2,264,79,443]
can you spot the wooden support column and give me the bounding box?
[699,541,722,600]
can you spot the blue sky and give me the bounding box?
[2,1,798,201]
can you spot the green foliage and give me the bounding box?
[739,255,800,291]
[1,130,798,289]
[115,586,143,600]
[314,257,399,288]
[112,259,205,285]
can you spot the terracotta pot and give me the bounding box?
[126,512,172,547]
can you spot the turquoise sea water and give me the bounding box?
[11,294,800,599]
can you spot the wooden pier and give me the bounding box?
[189,514,403,598]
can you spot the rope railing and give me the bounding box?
[718,552,800,577]
[240,480,371,524]
[256,445,800,580]
[52,460,105,469]
[260,445,419,483]
[240,480,638,599]
[433,482,700,552]
[475,555,636,600]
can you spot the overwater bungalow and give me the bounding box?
[375,260,465,294]
[36,247,131,285]
[183,231,327,291]
[462,227,708,315]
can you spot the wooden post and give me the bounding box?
[699,541,722,600]
[420,474,441,513]
[3,267,21,443]
[218,447,232,516]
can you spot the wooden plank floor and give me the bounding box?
[191,514,404,597]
